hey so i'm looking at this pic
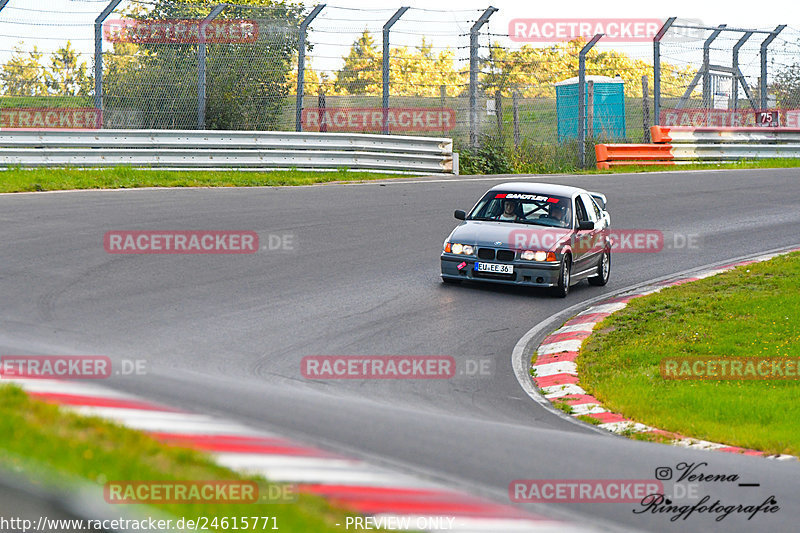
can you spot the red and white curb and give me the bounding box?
[1,376,596,533]
[532,249,800,460]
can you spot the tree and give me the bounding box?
[332,32,465,96]
[333,30,381,95]
[47,41,92,96]
[772,62,800,109]
[1,45,50,96]
[102,0,303,129]
[482,39,697,98]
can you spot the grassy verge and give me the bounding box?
[0,384,362,531]
[578,252,800,456]
[0,167,412,193]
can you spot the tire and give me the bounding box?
[550,255,571,298]
[441,277,462,285]
[588,249,611,286]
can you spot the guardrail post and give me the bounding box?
[731,31,753,111]
[653,17,675,125]
[578,34,602,169]
[760,25,786,109]
[296,4,325,132]
[198,5,225,130]
[469,6,498,149]
[382,7,409,134]
[94,0,123,123]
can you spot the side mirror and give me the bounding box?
[578,220,595,231]
[454,209,466,220]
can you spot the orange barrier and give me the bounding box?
[651,126,671,143]
[651,125,800,144]
[594,144,674,167]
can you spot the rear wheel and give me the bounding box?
[588,250,611,286]
[550,255,571,298]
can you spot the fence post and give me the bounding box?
[701,26,726,112]
[652,17,675,126]
[760,25,786,109]
[296,4,326,132]
[731,31,754,111]
[578,34,602,169]
[94,0,123,123]
[642,75,650,142]
[198,5,225,130]
[318,91,327,133]
[495,89,503,139]
[382,7,409,135]
[512,90,520,148]
[469,6,498,149]
[440,85,447,135]
[587,80,594,141]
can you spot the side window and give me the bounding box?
[575,196,590,223]
[578,195,598,222]
[590,197,603,220]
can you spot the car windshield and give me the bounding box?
[468,192,572,228]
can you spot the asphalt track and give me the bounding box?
[1,168,799,532]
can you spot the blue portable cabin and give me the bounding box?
[555,75,626,142]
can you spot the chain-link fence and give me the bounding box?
[2,2,800,170]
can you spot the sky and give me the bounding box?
[1,0,798,81]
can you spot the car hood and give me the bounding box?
[448,221,572,251]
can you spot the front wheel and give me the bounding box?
[550,256,571,298]
[588,250,611,286]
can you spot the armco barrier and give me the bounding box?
[0,130,456,174]
[595,126,800,169]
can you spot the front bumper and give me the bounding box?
[440,254,561,287]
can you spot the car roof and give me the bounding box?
[489,182,587,197]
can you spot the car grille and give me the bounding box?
[477,248,495,260]
[477,248,516,261]
[497,250,515,261]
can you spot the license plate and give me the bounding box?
[474,262,514,274]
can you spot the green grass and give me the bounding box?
[0,167,412,193]
[578,252,800,456]
[0,384,364,531]
[0,95,94,108]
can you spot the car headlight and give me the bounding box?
[445,242,474,255]
[520,250,557,262]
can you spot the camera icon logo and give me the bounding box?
[655,467,673,480]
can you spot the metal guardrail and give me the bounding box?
[651,126,800,144]
[0,130,457,174]
[595,126,800,168]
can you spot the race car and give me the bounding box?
[440,182,611,297]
